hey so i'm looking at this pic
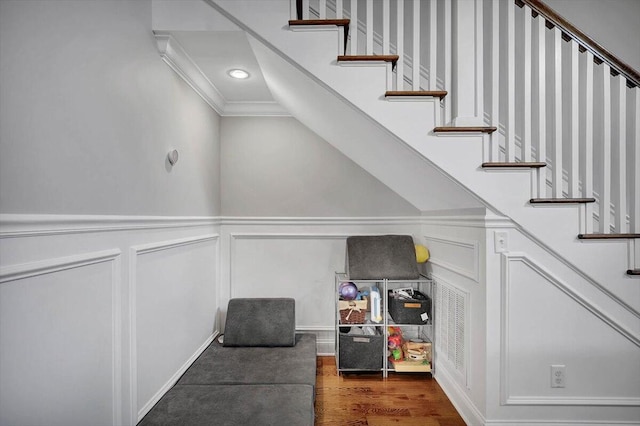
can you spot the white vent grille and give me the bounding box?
[435,278,467,379]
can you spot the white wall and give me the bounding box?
[544,0,640,72]
[0,0,221,216]
[0,1,222,425]
[220,116,420,217]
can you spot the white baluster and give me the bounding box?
[584,51,594,233]
[428,0,437,90]
[336,0,343,18]
[552,27,563,198]
[634,87,640,233]
[601,62,612,233]
[302,0,310,19]
[491,0,500,162]
[523,5,532,162]
[319,0,326,18]
[350,0,357,55]
[396,0,405,91]
[443,0,452,124]
[412,0,420,90]
[506,0,515,162]
[570,40,579,197]
[366,0,373,55]
[474,0,484,127]
[615,76,627,233]
[382,0,389,55]
[537,16,547,197]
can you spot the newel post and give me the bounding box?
[449,0,484,126]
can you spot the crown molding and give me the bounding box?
[223,101,290,117]
[153,31,288,117]
[154,31,226,114]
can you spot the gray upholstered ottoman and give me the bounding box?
[140,298,317,426]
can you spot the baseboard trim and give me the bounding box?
[434,363,486,426]
[136,332,217,422]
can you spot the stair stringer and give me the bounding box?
[206,0,640,338]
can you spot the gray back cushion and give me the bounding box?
[346,235,419,280]
[224,298,296,347]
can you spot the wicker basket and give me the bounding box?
[339,307,366,324]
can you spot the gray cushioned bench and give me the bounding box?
[139,298,317,426]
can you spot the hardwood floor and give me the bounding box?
[315,356,467,425]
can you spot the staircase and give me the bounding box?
[288,0,640,267]
[207,0,639,280]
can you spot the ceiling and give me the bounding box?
[170,30,275,104]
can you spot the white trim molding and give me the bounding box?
[500,252,640,407]
[136,333,217,422]
[154,31,226,115]
[423,235,480,282]
[153,31,289,117]
[0,214,219,238]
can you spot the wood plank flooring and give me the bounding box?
[315,356,466,425]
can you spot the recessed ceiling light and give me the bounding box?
[228,69,250,79]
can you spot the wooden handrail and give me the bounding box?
[517,0,640,87]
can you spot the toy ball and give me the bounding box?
[415,244,430,263]
[339,282,358,300]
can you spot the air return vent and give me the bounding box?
[435,278,467,379]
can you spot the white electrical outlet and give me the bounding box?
[551,365,566,388]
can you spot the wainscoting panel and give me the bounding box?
[132,235,218,420]
[229,233,347,329]
[423,235,479,282]
[500,253,640,406]
[0,250,122,426]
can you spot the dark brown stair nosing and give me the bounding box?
[578,233,640,239]
[337,55,399,69]
[434,126,497,134]
[482,162,546,169]
[627,269,640,276]
[530,198,596,204]
[385,90,448,99]
[288,19,350,26]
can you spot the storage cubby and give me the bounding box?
[335,273,435,377]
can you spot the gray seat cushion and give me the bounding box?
[224,298,296,347]
[346,235,419,279]
[178,333,317,389]
[138,384,314,426]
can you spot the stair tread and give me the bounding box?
[530,198,596,204]
[434,126,497,134]
[289,19,350,26]
[385,90,448,99]
[578,233,640,239]
[338,55,399,65]
[482,162,546,168]
[627,269,640,276]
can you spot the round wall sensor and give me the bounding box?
[167,149,179,166]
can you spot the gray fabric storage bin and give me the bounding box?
[388,291,431,325]
[346,235,419,280]
[338,330,384,370]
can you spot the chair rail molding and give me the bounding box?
[0,214,220,238]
